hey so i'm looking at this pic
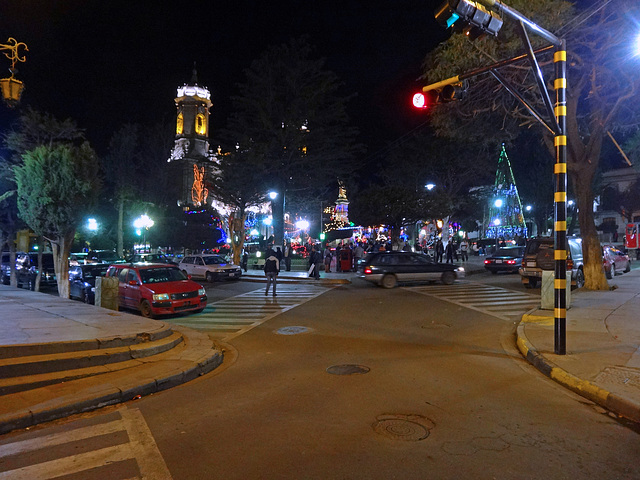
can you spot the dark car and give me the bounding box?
[358,251,465,288]
[69,264,109,304]
[127,253,177,264]
[602,245,631,279]
[519,237,584,289]
[86,250,125,264]
[484,246,525,274]
[106,263,207,318]
[15,252,57,289]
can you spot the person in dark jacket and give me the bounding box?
[264,248,280,296]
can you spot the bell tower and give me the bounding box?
[169,67,214,208]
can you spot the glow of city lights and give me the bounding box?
[526,205,532,212]
[250,229,259,236]
[263,217,273,226]
[493,218,501,226]
[494,199,503,208]
[425,183,436,191]
[269,191,278,200]
[133,214,154,229]
[296,220,309,230]
[87,218,98,231]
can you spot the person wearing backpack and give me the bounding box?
[264,248,280,296]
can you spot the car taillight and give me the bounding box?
[567,259,574,269]
[364,268,373,274]
[506,260,516,264]
[484,260,490,264]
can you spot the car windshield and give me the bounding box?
[139,267,187,284]
[84,266,108,279]
[497,247,524,256]
[203,256,227,265]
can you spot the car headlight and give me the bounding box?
[153,293,170,301]
[198,287,206,296]
[456,267,465,273]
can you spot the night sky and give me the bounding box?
[1,0,446,158]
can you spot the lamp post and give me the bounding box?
[0,38,28,108]
[494,199,503,253]
[133,215,154,253]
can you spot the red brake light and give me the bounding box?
[364,268,373,274]
[413,93,426,109]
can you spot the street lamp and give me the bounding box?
[493,199,503,253]
[133,214,154,253]
[0,38,28,108]
[425,183,436,191]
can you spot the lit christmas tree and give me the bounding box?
[486,143,527,242]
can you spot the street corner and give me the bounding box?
[521,309,554,326]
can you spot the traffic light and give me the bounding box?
[412,84,464,109]
[435,0,503,39]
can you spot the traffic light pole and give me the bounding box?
[427,0,568,354]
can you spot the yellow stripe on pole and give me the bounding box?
[554,192,566,202]
[555,279,567,289]
[555,106,567,117]
[555,221,566,231]
[554,135,567,146]
[554,163,567,174]
[555,307,567,318]
[554,50,567,62]
[554,78,567,89]
[554,249,567,260]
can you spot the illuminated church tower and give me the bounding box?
[168,67,214,208]
[335,182,350,225]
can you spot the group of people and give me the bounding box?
[431,238,470,263]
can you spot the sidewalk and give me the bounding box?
[517,269,640,423]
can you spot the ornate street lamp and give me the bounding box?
[0,38,28,108]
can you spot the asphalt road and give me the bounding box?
[2,272,639,479]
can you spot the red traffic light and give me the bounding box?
[413,92,427,109]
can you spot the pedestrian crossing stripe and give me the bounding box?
[406,281,539,321]
[0,407,171,480]
[169,286,330,341]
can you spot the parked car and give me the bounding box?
[127,253,177,264]
[69,252,88,266]
[178,254,242,282]
[357,251,464,288]
[69,264,109,304]
[105,263,207,318]
[86,250,124,264]
[1,252,10,285]
[15,252,57,289]
[483,246,525,274]
[519,237,584,289]
[602,245,631,279]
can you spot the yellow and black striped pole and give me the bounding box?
[554,40,568,355]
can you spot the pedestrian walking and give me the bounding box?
[313,246,322,279]
[264,248,280,296]
[353,242,364,270]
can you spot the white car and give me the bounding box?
[179,254,242,282]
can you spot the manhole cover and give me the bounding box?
[326,364,370,375]
[372,414,434,441]
[275,326,311,335]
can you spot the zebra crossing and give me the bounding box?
[407,281,540,321]
[169,285,329,341]
[0,407,171,480]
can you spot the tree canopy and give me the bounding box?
[421,0,640,289]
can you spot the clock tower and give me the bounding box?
[169,67,214,208]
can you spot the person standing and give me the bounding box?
[241,250,248,272]
[264,248,280,296]
[445,240,454,264]
[313,246,322,279]
[283,242,292,271]
[459,238,469,262]
[435,239,445,263]
[335,245,342,272]
[324,245,332,273]
[353,242,364,271]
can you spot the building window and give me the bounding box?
[195,113,206,135]
[176,113,184,135]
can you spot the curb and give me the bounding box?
[0,328,224,435]
[516,321,640,424]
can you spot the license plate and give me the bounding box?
[496,259,503,264]
[527,261,536,267]
[229,272,235,277]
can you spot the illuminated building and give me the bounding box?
[168,67,215,209]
